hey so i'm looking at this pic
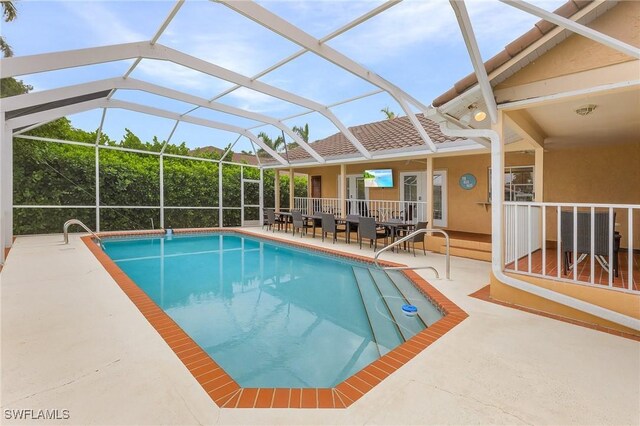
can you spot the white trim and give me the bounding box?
[498,80,640,110]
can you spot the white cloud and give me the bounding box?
[328,0,567,64]
[134,59,232,95]
[224,87,300,114]
[61,1,146,45]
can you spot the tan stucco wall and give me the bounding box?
[431,152,532,233]
[543,141,640,248]
[496,1,640,90]
[490,272,640,336]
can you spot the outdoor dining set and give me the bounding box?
[264,209,428,256]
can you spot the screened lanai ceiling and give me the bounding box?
[2,0,635,166]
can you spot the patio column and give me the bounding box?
[340,164,347,217]
[534,147,544,202]
[274,169,280,212]
[491,110,506,267]
[426,156,434,227]
[289,168,294,210]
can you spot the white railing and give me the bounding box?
[293,197,428,223]
[293,197,341,215]
[504,204,541,264]
[504,202,639,293]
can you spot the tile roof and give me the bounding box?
[432,0,594,107]
[269,114,463,163]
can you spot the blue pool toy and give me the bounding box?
[402,304,418,317]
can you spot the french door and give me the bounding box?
[400,172,427,222]
[432,170,447,227]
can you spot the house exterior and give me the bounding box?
[268,0,640,335]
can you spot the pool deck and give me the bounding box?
[2,229,639,425]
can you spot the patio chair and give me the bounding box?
[292,210,313,237]
[358,216,388,251]
[265,209,285,232]
[321,213,346,243]
[410,221,429,256]
[561,211,618,276]
[346,214,359,242]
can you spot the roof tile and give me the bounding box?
[269,114,462,163]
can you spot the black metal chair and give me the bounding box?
[561,211,618,276]
[265,209,285,232]
[321,213,346,243]
[292,210,313,237]
[358,216,388,251]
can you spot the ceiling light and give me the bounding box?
[464,103,487,122]
[575,104,597,116]
[474,110,487,121]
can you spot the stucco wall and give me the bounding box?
[431,152,533,233]
[495,1,640,90]
[543,140,640,247]
[490,272,640,336]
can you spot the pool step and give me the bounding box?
[385,270,443,326]
[368,269,426,340]
[351,267,404,355]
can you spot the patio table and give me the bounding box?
[377,221,415,251]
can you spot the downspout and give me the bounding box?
[434,116,640,332]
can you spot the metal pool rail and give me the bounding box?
[374,229,450,280]
[63,219,102,245]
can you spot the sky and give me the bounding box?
[2,0,567,154]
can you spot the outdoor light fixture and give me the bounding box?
[473,109,487,121]
[575,104,597,116]
[463,103,487,123]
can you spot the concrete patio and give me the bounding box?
[1,228,638,425]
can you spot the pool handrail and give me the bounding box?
[374,228,450,280]
[63,219,102,245]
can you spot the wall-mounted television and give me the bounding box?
[364,169,393,188]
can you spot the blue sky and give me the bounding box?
[3,0,565,154]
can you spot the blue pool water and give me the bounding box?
[102,233,442,388]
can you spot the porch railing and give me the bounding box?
[504,202,639,293]
[293,197,428,223]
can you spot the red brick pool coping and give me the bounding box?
[82,228,468,409]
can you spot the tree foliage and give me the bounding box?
[14,118,307,234]
[381,106,396,120]
[1,1,17,57]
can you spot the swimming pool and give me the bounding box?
[102,232,443,388]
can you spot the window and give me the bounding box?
[489,166,534,202]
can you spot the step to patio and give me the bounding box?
[442,245,492,262]
[426,233,492,262]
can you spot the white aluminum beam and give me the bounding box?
[206,1,400,102]
[6,98,107,129]
[216,0,437,151]
[103,99,289,165]
[449,0,499,124]
[12,119,55,136]
[0,42,370,159]
[6,98,289,166]
[2,77,326,163]
[501,0,640,60]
